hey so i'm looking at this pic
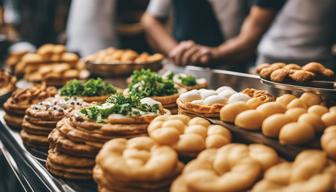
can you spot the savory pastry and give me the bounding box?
[299,92,322,107]
[321,126,336,159]
[241,88,275,103]
[3,83,57,129]
[252,150,336,192]
[46,94,167,179]
[177,87,237,117]
[0,69,16,96]
[286,98,308,109]
[302,62,335,80]
[297,113,325,132]
[171,144,279,192]
[59,78,117,103]
[235,110,266,130]
[5,51,29,72]
[127,69,180,114]
[148,115,231,157]
[94,137,183,192]
[257,62,334,83]
[279,122,315,145]
[270,68,289,82]
[21,96,86,151]
[163,71,208,90]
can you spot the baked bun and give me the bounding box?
[322,112,336,127]
[285,108,307,121]
[252,150,335,192]
[220,102,250,123]
[276,94,296,106]
[287,98,307,109]
[148,115,231,157]
[321,126,336,159]
[299,92,322,107]
[171,144,279,192]
[235,110,265,130]
[262,114,293,138]
[308,105,329,116]
[256,102,286,117]
[297,113,325,132]
[279,122,315,145]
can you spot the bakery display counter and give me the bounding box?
[0,65,335,192]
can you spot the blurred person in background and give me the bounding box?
[256,0,336,69]
[142,0,249,71]
[66,0,118,56]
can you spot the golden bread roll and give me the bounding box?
[322,112,336,127]
[297,113,325,132]
[171,144,279,192]
[329,106,336,113]
[279,122,315,145]
[220,102,250,123]
[246,98,265,109]
[276,94,296,106]
[285,108,307,121]
[321,126,336,159]
[256,102,286,117]
[235,110,265,130]
[308,105,329,116]
[287,98,307,109]
[299,92,321,107]
[252,150,334,192]
[148,115,231,157]
[262,114,293,138]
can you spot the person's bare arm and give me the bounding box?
[141,13,178,56]
[212,6,277,64]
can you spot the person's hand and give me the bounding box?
[169,41,215,66]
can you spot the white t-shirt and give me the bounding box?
[146,0,248,40]
[258,0,336,62]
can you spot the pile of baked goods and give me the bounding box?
[10,44,87,86]
[3,83,57,129]
[171,143,279,192]
[163,71,208,90]
[5,50,29,72]
[59,78,117,103]
[177,87,274,118]
[21,96,86,152]
[46,94,167,179]
[94,137,183,192]
[252,150,336,192]
[127,69,181,114]
[148,115,231,158]
[84,47,163,65]
[257,62,335,83]
[84,48,164,76]
[0,69,16,97]
[220,91,336,146]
